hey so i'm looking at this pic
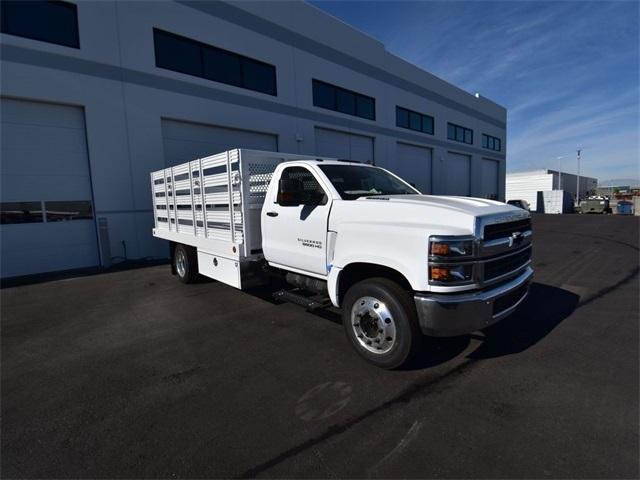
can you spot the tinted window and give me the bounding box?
[242,58,277,95]
[278,167,327,205]
[154,29,202,77]
[396,107,409,128]
[447,123,456,140]
[318,165,418,200]
[482,133,502,151]
[448,123,473,145]
[356,95,375,120]
[312,80,335,110]
[408,111,421,131]
[336,89,356,115]
[1,202,43,224]
[45,201,93,222]
[153,28,277,96]
[1,1,79,48]
[421,116,434,134]
[312,79,375,120]
[396,106,434,135]
[203,47,241,86]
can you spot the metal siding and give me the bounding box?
[480,158,499,200]
[161,119,278,166]
[314,127,373,164]
[395,142,432,193]
[505,171,554,211]
[445,151,471,196]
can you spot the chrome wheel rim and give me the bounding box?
[351,296,396,354]
[176,249,186,278]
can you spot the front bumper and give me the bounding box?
[414,267,533,337]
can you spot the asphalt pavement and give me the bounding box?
[1,213,638,478]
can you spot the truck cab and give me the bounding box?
[152,150,533,369]
[260,160,533,367]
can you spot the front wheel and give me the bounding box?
[342,278,422,369]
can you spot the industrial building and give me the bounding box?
[0,0,506,279]
[506,169,597,212]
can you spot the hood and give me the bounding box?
[356,194,524,218]
[330,194,528,237]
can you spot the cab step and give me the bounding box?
[273,288,332,311]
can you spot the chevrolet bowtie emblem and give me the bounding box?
[509,231,524,247]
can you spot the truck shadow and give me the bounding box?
[406,282,579,369]
[467,282,579,359]
[247,281,579,370]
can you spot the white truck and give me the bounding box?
[151,149,533,368]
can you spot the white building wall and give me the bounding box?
[506,169,597,211]
[0,0,507,277]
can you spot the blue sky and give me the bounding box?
[310,0,639,181]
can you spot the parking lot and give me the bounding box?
[1,214,638,478]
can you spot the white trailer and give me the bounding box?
[152,149,534,368]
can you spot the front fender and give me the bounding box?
[330,222,429,292]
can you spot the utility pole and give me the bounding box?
[576,149,581,203]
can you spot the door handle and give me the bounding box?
[266,211,278,217]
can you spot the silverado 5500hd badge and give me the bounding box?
[298,238,323,249]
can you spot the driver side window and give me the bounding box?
[277,166,328,206]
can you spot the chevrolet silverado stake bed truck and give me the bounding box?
[151,149,533,368]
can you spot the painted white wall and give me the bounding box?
[506,169,598,211]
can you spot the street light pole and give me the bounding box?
[576,149,581,202]
[556,155,566,190]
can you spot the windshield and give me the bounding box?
[318,164,418,200]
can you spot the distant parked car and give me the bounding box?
[579,196,611,214]
[507,199,530,211]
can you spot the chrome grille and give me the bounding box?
[483,218,531,241]
[484,246,532,281]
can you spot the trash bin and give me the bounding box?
[616,201,634,215]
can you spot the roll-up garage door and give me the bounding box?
[0,98,99,278]
[445,151,471,196]
[161,119,278,166]
[315,127,374,164]
[480,158,499,200]
[395,142,432,193]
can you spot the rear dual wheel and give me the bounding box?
[174,244,198,284]
[342,278,422,369]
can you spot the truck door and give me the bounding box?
[262,166,330,276]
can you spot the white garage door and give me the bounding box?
[480,158,499,200]
[445,151,471,196]
[0,98,99,278]
[395,142,432,193]
[161,119,278,166]
[315,127,374,164]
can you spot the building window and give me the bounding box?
[396,106,434,135]
[312,79,375,120]
[1,202,44,224]
[482,133,501,152]
[45,201,93,222]
[447,123,473,145]
[1,1,79,48]
[153,28,277,96]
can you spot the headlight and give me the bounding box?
[429,238,474,257]
[429,264,473,283]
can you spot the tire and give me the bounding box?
[341,277,422,369]
[174,244,198,284]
